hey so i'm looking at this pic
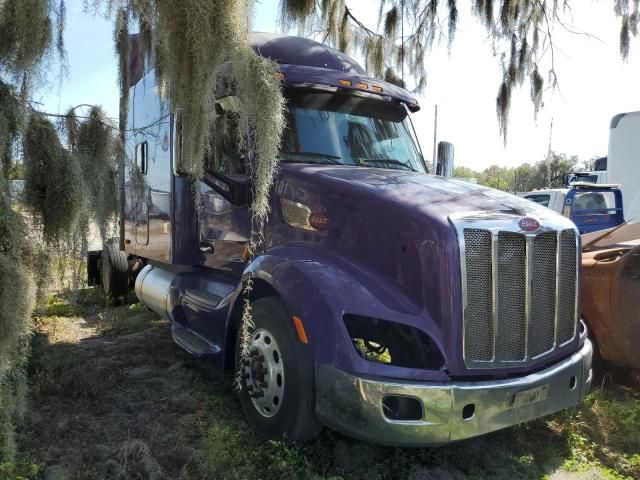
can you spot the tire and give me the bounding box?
[235,296,321,442]
[101,242,129,304]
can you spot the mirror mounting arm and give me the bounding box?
[202,171,252,207]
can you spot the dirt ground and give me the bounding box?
[12,289,640,480]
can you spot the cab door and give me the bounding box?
[199,97,251,275]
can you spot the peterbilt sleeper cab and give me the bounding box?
[94,32,593,446]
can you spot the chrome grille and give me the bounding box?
[461,226,578,368]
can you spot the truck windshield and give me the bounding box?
[281,91,426,172]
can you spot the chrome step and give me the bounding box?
[171,322,221,357]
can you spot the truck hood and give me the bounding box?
[299,164,555,220]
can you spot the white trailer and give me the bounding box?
[609,111,640,221]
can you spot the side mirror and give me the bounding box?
[203,171,251,206]
[436,141,454,178]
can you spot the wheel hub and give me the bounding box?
[241,328,285,417]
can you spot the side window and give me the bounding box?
[525,194,550,207]
[135,141,148,174]
[573,192,614,211]
[206,98,246,176]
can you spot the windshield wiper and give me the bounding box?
[280,151,342,165]
[359,158,415,171]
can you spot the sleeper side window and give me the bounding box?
[135,141,148,174]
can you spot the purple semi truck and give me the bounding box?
[91,33,593,445]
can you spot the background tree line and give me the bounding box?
[453,152,600,192]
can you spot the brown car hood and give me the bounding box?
[581,222,640,368]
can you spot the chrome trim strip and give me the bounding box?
[553,230,561,348]
[524,236,533,360]
[458,227,469,363]
[573,230,580,339]
[491,232,498,361]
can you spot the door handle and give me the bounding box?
[199,241,214,254]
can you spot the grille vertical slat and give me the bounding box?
[496,233,527,361]
[557,230,577,344]
[461,226,578,368]
[463,229,494,361]
[529,232,558,357]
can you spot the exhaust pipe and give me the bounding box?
[436,141,454,178]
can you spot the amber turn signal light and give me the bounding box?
[292,316,309,344]
[309,213,330,230]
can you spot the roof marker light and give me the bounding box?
[371,85,383,93]
[339,79,352,87]
[356,82,368,90]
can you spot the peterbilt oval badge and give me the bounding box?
[519,217,540,232]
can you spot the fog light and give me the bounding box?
[382,395,423,421]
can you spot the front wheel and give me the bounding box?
[235,296,321,442]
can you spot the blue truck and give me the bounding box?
[521,183,625,234]
[89,32,592,446]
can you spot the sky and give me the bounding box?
[36,0,640,170]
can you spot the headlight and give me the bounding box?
[279,197,329,231]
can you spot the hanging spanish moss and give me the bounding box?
[67,106,119,241]
[23,113,84,243]
[0,193,36,461]
[614,0,640,60]
[0,0,69,463]
[0,0,52,74]
[0,81,23,181]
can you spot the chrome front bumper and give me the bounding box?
[316,340,593,446]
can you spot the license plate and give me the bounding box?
[512,385,550,408]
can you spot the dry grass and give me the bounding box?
[8,289,639,480]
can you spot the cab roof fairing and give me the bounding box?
[276,64,421,112]
[250,31,420,112]
[212,62,421,112]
